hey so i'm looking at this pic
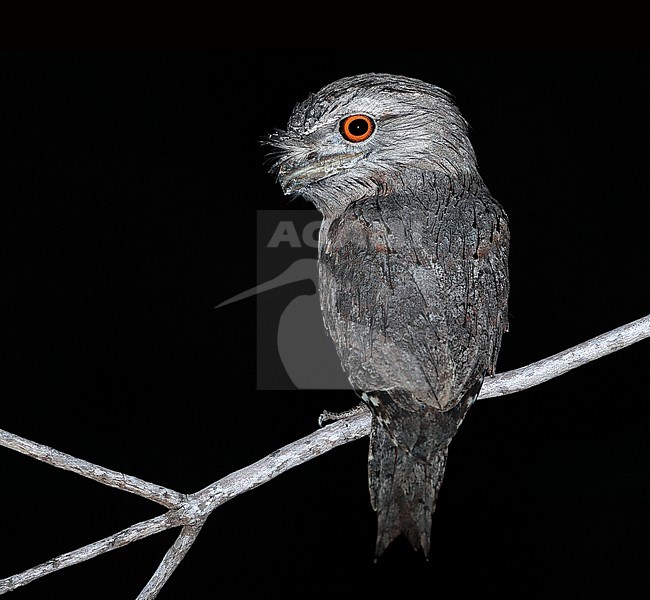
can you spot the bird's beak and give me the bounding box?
[278,153,358,195]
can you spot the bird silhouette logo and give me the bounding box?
[216,211,350,390]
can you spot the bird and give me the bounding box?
[267,73,510,557]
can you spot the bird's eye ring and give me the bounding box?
[339,114,375,143]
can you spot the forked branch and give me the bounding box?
[1,313,648,598]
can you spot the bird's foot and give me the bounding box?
[318,403,366,428]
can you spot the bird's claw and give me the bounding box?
[318,403,367,428]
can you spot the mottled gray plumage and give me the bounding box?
[269,73,509,556]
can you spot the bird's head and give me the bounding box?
[267,73,479,217]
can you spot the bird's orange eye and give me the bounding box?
[339,114,375,143]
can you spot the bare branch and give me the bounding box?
[136,523,205,600]
[479,313,650,399]
[0,429,184,509]
[190,408,371,515]
[0,412,373,595]
[0,314,647,596]
[0,512,177,594]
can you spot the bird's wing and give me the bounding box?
[319,179,509,412]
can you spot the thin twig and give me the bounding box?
[0,314,647,597]
[136,523,205,600]
[0,429,184,509]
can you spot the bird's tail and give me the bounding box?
[368,420,448,557]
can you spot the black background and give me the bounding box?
[2,53,649,598]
